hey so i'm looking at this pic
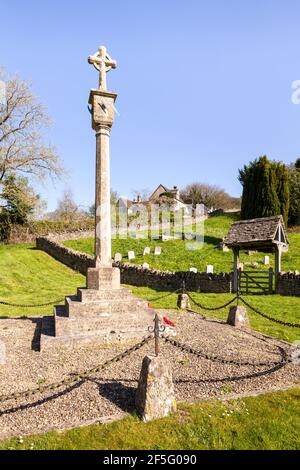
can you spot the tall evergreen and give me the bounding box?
[239,156,289,225]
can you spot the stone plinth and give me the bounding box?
[87,267,120,290]
[227,305,250,328]
[40,274,155,350]
[135,355,176,422]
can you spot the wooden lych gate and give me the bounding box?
[224,215,289,294]
[238,268,274,295]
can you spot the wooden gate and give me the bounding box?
[238,268,274,295]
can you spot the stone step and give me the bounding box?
[41,328,151,352]
[65,296,149,317]
[54,304,154,337]
[77,287,133,303]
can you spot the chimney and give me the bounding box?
[173,186,180,199]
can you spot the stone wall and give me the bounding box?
[36,236,232,293]
[36,237,95,274]
[276,272,300,296]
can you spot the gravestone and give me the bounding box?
[264,256,270,265]
[143,246,151,256]
[189,267,197,273]
[154,247,161,256]
[128,250,135,261]
[248,250,257,256]
[162,235,174,241]
[206,265,214,274]
[114,252,122,262]
[142,262,150,269]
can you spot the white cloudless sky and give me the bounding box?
[1,0,300,211]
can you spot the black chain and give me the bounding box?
[147,287,182,302]
[0,298,65,308]
[240,297,300,328]
[187,292,238,311]
[0,335,153,405]
[162,335,289,367]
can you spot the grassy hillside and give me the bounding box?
[0,244,83,316]
[64,213,300,273]
[0,243,299,342]
[1,389,299,450]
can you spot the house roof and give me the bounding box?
[224,215,289,251]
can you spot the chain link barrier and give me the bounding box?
[162,335,289,367]
[239,296,300,329]
[146,287,182,303]
[187,292,238,311]
[0,298,64,308]
[0,335,153,405]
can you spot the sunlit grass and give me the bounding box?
[1,389,299,450]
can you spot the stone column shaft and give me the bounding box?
[94,124,112,267]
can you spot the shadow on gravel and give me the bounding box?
[0,381,84,417]
[174,358,288,385]
[94,379,137,413]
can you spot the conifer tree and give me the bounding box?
[239,156,289,225]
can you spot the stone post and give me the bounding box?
[227,305,250,328]
[86,86,120,290]
[135,355,177,422]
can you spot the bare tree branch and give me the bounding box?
[0,69,63,182]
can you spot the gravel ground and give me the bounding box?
[0,310,299,440]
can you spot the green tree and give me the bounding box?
[0,175,37,224]
[288,160,300,225]
[239,156,289,225]
[0,174,39,241]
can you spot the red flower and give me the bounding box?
[163,316,175,327]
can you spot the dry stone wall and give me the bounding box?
[36,236,232,293]
[276,272,300,296]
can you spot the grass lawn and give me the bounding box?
[128,286,300,344]
[64,213,300,273]
[0,243,299,342]
[0,388,299,450]
[0,242,299,450]
[0,243,84,316]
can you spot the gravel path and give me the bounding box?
[0,310,299,440]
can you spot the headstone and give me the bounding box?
[227,306,250,328]
[162,235,174,241]
[143,246,151,256]
[142,262,150,269]
[135,355,176,422]
[189,267,197,273]
[238,262,244,271]
[247,250,257,256]
[154,246,161,256]
[128,250,135,261]
[206,265,214,274]
[220,240,230,252]
[264,256,270,265]
[114,252,122,262]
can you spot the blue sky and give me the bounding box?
[1,0,300,211]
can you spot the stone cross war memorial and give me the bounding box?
[41,46,155,351]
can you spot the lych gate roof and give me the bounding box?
[224,215,288,251]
